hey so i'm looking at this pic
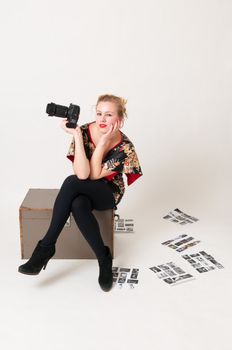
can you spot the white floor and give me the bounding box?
[1,178,232,350]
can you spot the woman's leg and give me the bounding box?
[70,195,109,259]
[40,175,115,252]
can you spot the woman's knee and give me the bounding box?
[61,174,81,189]
[71,195,93,214]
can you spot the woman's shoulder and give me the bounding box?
[120,131,135,148]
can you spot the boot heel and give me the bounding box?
[43,260,49,270]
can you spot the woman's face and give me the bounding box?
[95,101,122,133]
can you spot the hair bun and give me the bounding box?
[121,98,127,106]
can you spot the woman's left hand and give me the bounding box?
[98,120,121,147]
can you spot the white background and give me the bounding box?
[1,1,232,349]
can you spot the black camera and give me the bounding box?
[46,102,80,128]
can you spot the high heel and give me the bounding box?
[98,246,113,292]
[43,259,49,270]
[18,240,56,275]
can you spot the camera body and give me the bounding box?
[46,102,80,128]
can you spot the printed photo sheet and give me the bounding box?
[114,217,134,233]
[150,261,195,286]
[163,208,199,225]
[182,251,224,273]
[112,267,139,288]
[161,233,201,252]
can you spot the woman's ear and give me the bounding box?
[119,119,124,128]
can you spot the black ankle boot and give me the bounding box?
[18,240,56,275]
[98,246,113,292]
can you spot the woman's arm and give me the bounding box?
[72,132,90,179]
[61,119,90,179]
[89,121,121,180]
[89,142,116,179]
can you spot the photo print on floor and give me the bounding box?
[182,251,224,273]
[163,208,199,225]
[149,262,195,286]
[114,214,134,233]
[161,234,201,252]
[112,267,139,289]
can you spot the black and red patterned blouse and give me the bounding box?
[66,121,143,208]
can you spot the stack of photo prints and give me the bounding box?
[149,208,224,286]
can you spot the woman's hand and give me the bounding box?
[98,119,121,147]
[60,119,83,144]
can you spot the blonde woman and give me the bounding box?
[18,94,143,292]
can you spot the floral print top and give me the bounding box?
[66,121,143,209]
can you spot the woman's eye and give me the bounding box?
[96,113,112,117]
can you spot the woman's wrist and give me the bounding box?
[97,139,110,148]
[73,132,84,147]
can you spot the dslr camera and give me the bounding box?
[46,102,80,128]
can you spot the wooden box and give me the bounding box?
[19,189,115,259]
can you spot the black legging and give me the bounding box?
[40,175,116,259]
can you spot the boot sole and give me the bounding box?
[18,268,40,275]
[18,256,51,275]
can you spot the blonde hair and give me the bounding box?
[96,94,128,121]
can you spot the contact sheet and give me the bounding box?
[112,267,139,289]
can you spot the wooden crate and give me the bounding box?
[19,189,115,259]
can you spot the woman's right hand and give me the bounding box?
[60,119,83,140]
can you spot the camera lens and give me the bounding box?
[46,103,68,118]
[46,103,56,116]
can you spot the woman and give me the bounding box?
[18,94,143,292]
